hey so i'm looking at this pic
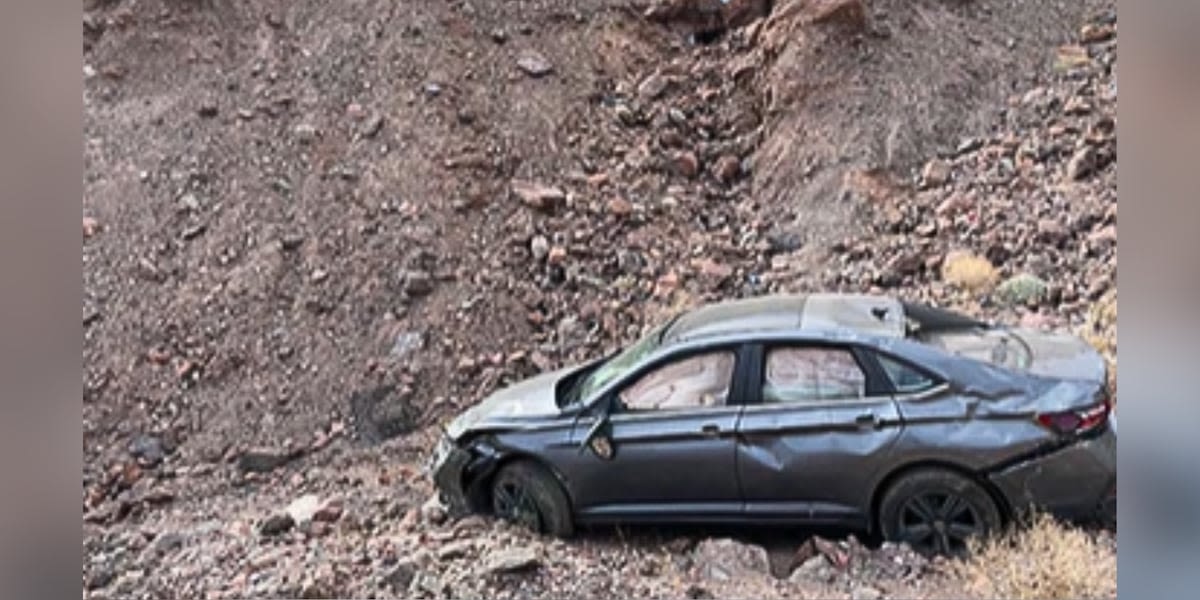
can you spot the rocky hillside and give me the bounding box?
[83,0,1117,598]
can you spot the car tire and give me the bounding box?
[490,460,575,538]
[878,467,1002,557]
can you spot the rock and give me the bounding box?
[692,538,770,582]
[1055,44,1091,71]
[128,434,166,468]
[996,273,1049,306]
[919,158,952,188]
[490,29,509,44]
[437,539,475,561]
[517,52,553,77]
[83,216,101,238]
[237,447,297,473]
[149,531,186,557]
[293,123,319,144]
[607,197,634,217]
[941,251,998,292]
[480,547,540,575]
[511,180,566,211]
[851,584,884,600]
[547,246,568,265]
[637,73,670,100]
[1080,23,1115,44]
[1066,146,1098,180]
[259,513,295,536]
[809,0,867,28]
[285,494,322,525]
[788,554,831,582]
[669,150,700,178]
[530,235,550,260]
[86,566,116,590]
[712,155,741,184]
[421,494,448,525]
[1037,218,1070,245]
[383,561,416,591]
[402,270,435,296]
[362,114,385,138]
[936,194,973,217]
[197,100,219,118]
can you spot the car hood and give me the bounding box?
[1010,328,1107,385]
[445,364,577,440]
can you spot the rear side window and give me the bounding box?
[876,353,938,394]
[763,347,866,403]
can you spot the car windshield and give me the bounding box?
[572,324,665,403]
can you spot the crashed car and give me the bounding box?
[430,293,1115,555]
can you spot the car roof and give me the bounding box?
[660,293,907,345]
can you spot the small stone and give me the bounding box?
[511,180,566,211]
[669,150,700,178]
[362,114,385,138]
[480,547,540,575]
[197,101,218,118]
[516,52,553,77]
[128,434,166,468]
[851,584,884,600]
[384,562,417,591]
[402,270,434,296]
[86,567,116,590]
[1037,218,1070,245]
[1055,44,1091,71]
[259,513,295,536]
[313,499,343,523]
[437,540,475,561]
[996,273,1049,306]
[1066,146,1099,180]
[237,447,296,473]
[490,29,508,44]
[530,235,550,260]
[285,494,322,525]
[607,196,634,217]
[1080,23,1115,44]
[421,494,448,525]
[83,216,101,238]
[936,194,972,217]
[294,123,318,144]
[712,155,741,184]
[547,246,568,265]
[637,73,670,100]
[919,158,952,188]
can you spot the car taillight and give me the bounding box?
[1036,402,1109,435]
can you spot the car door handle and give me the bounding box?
[700,423,722,437]
[855,412,883,429]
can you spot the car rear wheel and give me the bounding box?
[490,460,574,538]
[878,468,1002,557]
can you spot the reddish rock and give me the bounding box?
[712,155,741,184]
[669,150,701,179]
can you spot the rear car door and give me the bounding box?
[568,345,749,521]
[735,342,902,526]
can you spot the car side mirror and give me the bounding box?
[579,403,615,460]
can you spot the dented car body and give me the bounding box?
[431,294,1115,553]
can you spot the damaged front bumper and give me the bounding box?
[988,425,1117,524]
[429,434,504,517]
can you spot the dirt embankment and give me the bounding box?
[83,0,1117,598]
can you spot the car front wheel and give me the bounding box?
[878,467,1002,556]
[490,460,574,538]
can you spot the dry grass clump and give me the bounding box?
[941,251,999,293]
[954,513,1116,599]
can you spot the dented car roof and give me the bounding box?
[661,293,907,345]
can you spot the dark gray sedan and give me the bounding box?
[430,294,1116,555]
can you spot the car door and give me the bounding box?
[568,345,749,521]
[735,341,902,526]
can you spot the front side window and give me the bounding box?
[619,351,736,412]
[763,347,866,403]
